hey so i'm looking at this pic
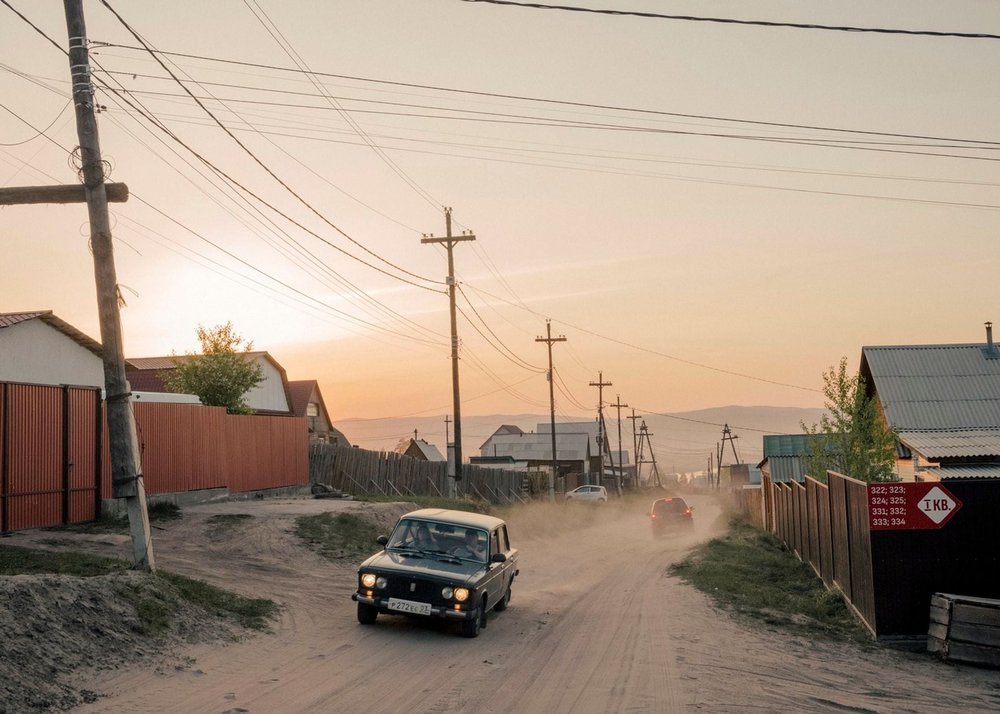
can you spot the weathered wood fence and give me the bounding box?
[309,443,526,505]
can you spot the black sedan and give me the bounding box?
[352,508,519,637]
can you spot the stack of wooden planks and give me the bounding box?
[928,593,1000,668]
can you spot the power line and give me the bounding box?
[458,1,1000,40]
[96,0,444,290]
[90,42,1000,147]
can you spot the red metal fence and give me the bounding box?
[2,382,308,533]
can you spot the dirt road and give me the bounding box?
[66,495,998,713]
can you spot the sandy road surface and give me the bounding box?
[60,495,999,713]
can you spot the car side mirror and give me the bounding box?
[377,535,389,546]
[490,553,507,563]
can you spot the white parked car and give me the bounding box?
[565,485,608,502]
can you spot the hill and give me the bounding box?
[336,406,826,475]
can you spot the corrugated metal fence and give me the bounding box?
[309,443,525,504]
[1,382,308,533]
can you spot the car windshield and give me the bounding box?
[387,519,488,563]
[654,498,687,514]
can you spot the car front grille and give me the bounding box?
[383,576,445,603]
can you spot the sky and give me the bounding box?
[3,2,999,455]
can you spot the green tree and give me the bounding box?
[801,357,897,483]
[163,323,264,415]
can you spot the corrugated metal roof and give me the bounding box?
[897,430,1000,459]
[481,432,591,461]
[763,455,807,483]
[763,434,821,457]
[918,465,1000,480]
[863,344,1000,431]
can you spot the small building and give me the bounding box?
[288,379,347,445]
[479,426,593,478]
[861,322,1000,481]
[757,434,830,483]
[0,310,116,388]
[395,434,446,462]
[126,351,294,415]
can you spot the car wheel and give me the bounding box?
[461,599,487,638]
[357,602,378,625]
[494,583,511,612]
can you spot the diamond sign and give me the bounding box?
[917,486,958,524]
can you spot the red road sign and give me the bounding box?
[867,482,963,530]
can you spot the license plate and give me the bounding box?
[388,598,432,616]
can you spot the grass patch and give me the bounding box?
[0,544,277,633]
[0,544,128,576]
[205,513,253,539]
[669,519,869,642]
[351,494,492,514]
[155,571,277,631]
[295,512,383,560]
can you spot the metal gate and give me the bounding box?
[0,382,102,533]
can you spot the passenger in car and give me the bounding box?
[413,525,436,549]
[455,530,487,561]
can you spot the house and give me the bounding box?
[0,310,117,388]
[126,351,294,415]
[861,322,1000,481]
[288,380,348,445]
[394,434,445,462]
[478,426,593,477]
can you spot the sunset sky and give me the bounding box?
[3,2,998,454]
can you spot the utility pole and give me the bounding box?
[421,208,474,495]
[444,414,451,454]
[609,395,628,496]
[589,372,612,487]
[535,320,566,502]
[0,0,155,570]
[636,420,662,488]
[627,410,641,486]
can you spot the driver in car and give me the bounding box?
[455,529,487,560]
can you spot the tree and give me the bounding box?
[801,357,897,483]
[163,323,264,415]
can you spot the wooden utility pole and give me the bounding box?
[535,320,566,502]
[636,420,662,488]
[609,395,629,496]
[0,0,155,570]
[627,409,641,485]
[421,208,474,495]
[65,0,154,570]
[589,372,612,487]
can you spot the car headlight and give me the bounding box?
[441,586,454,599]
[375,576,388,589]
[453,587,470,603]
[360,573,376,588]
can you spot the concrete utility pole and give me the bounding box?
[589,372,612,486]
[535,320,566,502]
[0,0,155,570]
[421,207,474,495]
[444,414,451,454]
[609,395,629,496]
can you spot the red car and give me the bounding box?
[649,497,694,535]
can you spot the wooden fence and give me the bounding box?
[766,472,877,634]
[309,443,526,504]
[764,472,1000,640]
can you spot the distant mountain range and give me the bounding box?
[336,405,826,475]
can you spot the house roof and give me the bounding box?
[897,429,1000,460]
[762,434,824,457]
[481,432,592,462]
[861,343,1000,431]
[862,338,1000,460]
[918,464,1000,480]
[0,310,114,362]
[126,351,293,415]
[395,438,446,461]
